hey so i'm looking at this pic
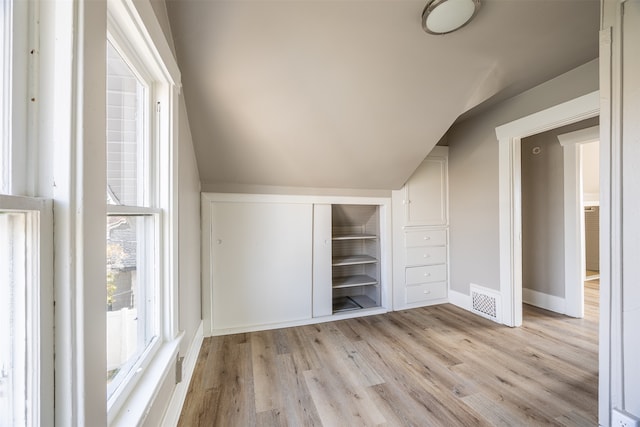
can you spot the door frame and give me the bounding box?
[495,91,599,327]
[557,125,599,318]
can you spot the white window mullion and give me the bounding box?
[106,205,160,216]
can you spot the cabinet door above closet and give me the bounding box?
[404,147,448,226]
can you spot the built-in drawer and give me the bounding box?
[406,246,446,266]
[405,229,446,247]
[406,282,447,304]
[405,264,447,285]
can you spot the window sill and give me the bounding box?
[109,332,184,427]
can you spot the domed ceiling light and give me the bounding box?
[422,0,481,35]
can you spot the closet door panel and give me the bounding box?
[313,204,333,317]
[211,202,313,330]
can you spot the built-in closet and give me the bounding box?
[202,194,391,336]
[392,146,449,310]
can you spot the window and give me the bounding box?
[0,198,52,427]
[0,211,28,426]
[0,0,53,425]
[1,0,28,196]
[1,0,13,195]
[105,39,161,402]
[105,2,179,419]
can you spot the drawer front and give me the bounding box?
[405,229,446,247]
[406,282,447,304]
[405,264,447,285]
[406,246,446,266]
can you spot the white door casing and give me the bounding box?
[495,91,599,327]
[557,125,599,319]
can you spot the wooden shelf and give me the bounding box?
[332,255,378,266]
[332,233,377,241]
[332,274,378,289]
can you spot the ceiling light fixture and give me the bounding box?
[422,0,481,35]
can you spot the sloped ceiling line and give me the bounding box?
[166,0,598,191]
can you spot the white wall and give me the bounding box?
[582,141,600,203]
[447,59,599,295]
[601,0,640,421]
[620,1,640,413]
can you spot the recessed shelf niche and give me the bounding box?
[331,204,381,313]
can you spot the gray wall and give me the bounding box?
[145,2,202,424]
[177,95,202,357]
[520,118,598,298]
[150,0,202,365]
[447,59,598,295]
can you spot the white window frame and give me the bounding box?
[105,34,162,403]
[106,1,181,424]
[0,196,54,426]
[1,0,53,424]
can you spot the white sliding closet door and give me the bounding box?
[210,202,313,330]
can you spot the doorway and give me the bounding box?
[557,124,599,318]
[519,121,599,318]
[494,91,599,327]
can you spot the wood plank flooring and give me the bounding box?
[179,284,598,426]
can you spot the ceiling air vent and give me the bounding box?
[470,284,502,324]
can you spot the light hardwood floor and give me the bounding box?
[179,284,598,426]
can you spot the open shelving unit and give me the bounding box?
[331,205,381,313]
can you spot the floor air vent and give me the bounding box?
[470,284,502,324]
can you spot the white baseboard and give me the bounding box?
[522,288,566,314]
[161,320,204,427]
[210,306,389,336]
[448,289,472,311]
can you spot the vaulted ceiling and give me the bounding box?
[166,0,599,190]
